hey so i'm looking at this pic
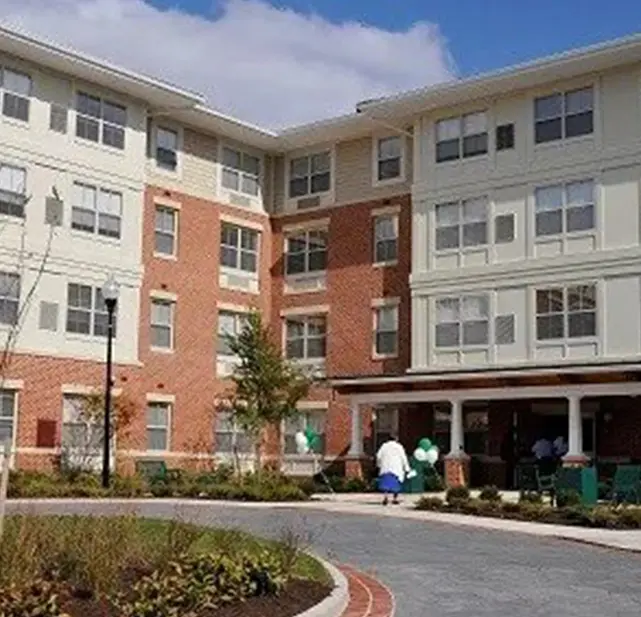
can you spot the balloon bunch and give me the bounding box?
[294,428,320,454]
[413,437,439,465]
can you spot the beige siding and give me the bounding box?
[601,64,641,151]
[272,155,286,213]
[335,135,412,205]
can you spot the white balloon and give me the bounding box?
[413,447,428,462]
[425,446,439,465]
[295,431,309,454]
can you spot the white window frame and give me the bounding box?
[372,135,405,185]
[75,91,126,150]
[0,271,20,326]
[155,126,179,172]
[435,111,488,163]
[535,284,597,343]
[434,294,490,349]
[373,213,399,266]
[284,228,328,277]
[534,86,594,144]
[71,182,123,240]
[66,283,116,338]
[283,408,327,456]
[0,388,19,467]
[61,393,104,463]
[284,314,327,363]
[150,297,175,351]
[435,196,488,252]
[214,410,251,455]
[154,204,178,258]
[220,222,259,275]
[373,301,399,358]
[0,163,27,218]
[1,67,31,123]
[146,401,171,452]
[217,310,248,358]
[221,146,261,197]
[288,151,332,198]
[534,179,595,239]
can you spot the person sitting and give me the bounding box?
[553,435,568,458]
[532,436,553,461]
[376,433,411,506]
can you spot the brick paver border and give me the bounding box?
[338,564,395,617]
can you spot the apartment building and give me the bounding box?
[3,25,641,486]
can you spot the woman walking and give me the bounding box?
[376,433,411,505]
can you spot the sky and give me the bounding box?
[1,0,640,129]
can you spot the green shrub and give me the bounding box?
[555,489,582,508]
[518,502,547,521]
[478,485,502,502]
[616,507,641,529]
[588,507,620,529]
[113,474,149,497]
[519,491,543,504]
[415,496,444,511]
[558,505,591,525]
[445,485,470,505]
[0,579,64,617]
[501,501,522,514]
[424,472,445,492]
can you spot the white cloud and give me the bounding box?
[0,0,456,129]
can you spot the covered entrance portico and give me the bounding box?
[333,363,641,488]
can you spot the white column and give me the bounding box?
[565,395,584,458]
[448,399,464,457]
[348,401,363,457]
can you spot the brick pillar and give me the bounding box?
[345,457,366,479]
[444,454,471,488]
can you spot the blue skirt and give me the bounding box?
[377,472,402,493]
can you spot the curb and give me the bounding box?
[297,556,349,617]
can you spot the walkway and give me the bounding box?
[7,498,641,617]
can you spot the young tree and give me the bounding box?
[219,310,311,475]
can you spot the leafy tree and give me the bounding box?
[219,310,311,474]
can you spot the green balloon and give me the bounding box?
[418,438,432,452]
[304,428,319,449]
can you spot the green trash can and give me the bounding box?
[556,466,598,506]
[403,456,426,493]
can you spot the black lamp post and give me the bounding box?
[101,273,120,489]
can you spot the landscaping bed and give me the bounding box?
[415,485,641,529]
[8,467,311,502]
[0,515,332,617]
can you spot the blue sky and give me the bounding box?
[3,0,641,127]
[149,0,641,78]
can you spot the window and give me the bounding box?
[0,164,27,218]
[495,214,515,244]
[289,152,330,198]
[285,229,327,275]
[435,295,489,347]
[376,137,402,181]
[284,410,326,455]
[436,112,487,162]
[156,127,178,170]
[0,390,15,446]
[496,123,514,150]
[222,148,260,196]
[146,402,170,451]
[220,223,259,273]
[1,68,31,122]
[61,394,103,454]
[534,87,593,144]
[49,104,68,134]
[373,214,398,264]
[285,315,327,360]
[150,299,174,349]
[154,206,177,256]
[217,310,247,356]
[66,284,117,337]
[535,179,594,237]
[71,182,122,239]
[76,92,126,149]
[0,272,19,326]
[536,285,596,341]
[495,314,515,345]
[374,304,398,356]
[214,410,251,454]
[435,197,488,250]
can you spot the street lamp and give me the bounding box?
[101,273,120,489]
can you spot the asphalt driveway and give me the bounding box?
[7,500,641,617]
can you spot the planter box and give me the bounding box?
[556,466,598,506]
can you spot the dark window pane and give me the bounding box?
[462,222,487,247]
[496,124,515,150]
[535,211,562,236]
[3,93,29,121]
[289,177,308,198]
[436,139,459,162]
[462,133,488,157]
[565,111,593,138]
[308,250,326,272]
[568,312,596,338]
[436,226,459,250]
[98,214,121,239]
[102,101,126,126]
[495,314,515,345]
[462,321,488,345]
[375,238,397,263]
[103,125,125,149]
[310,172,330,194]
[76,93,101,117]
[240,251,256,272]
[66,309,91,334]
[76,117,99,142]
[495,214,515,243]
[71,208,95,233]
[376,331,397,355]
[435,323,459,347]
[378,158,401,180]
[535,118,562,143]
[220,246,238,269]
[536,314,564,340]
[286,253,305,275]
[566,205,594,232]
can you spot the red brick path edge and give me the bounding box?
[338,564,395,617]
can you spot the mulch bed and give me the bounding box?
[60,578,332,617]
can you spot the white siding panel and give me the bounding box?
[604,275,641,357]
